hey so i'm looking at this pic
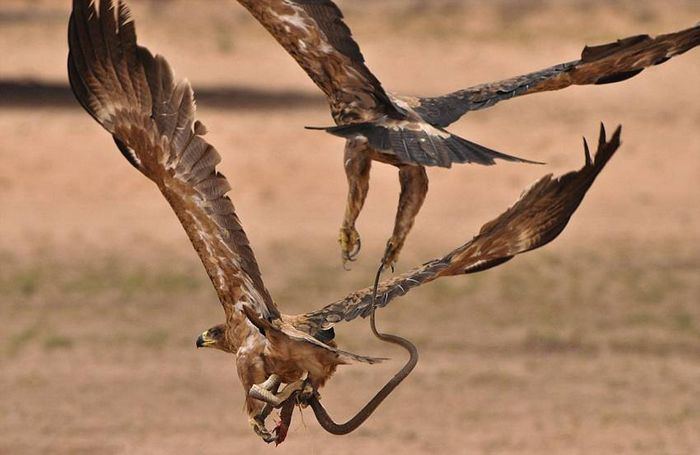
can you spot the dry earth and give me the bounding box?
[1,1,700,454]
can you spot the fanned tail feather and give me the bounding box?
[309,123,541,167]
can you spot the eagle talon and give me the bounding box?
[296,381,317,408]
[258,403,274,421]
[381,242,399,272]
[251,385,306,446]
[339,227,362,266]
[250,417,276,444]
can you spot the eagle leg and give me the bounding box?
[248,375,316,444]
[249,375,303,444]
[259,373,281,392]
[248,375,279,443]
[339,141,372,268]
[382,165,429,268]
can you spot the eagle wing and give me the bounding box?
[413,24,700,127]
[298,124,621,332]
[68,0,279,320]
[235,0,403,123]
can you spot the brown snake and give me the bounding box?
[307,264,419,434]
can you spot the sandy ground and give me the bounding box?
[1,1,700,454]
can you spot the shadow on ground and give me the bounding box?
[0,79,324,110]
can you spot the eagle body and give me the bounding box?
[235,1,535,267]
[222,309,340,417]
[235,0,700,267]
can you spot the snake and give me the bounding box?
[307,264,419,434]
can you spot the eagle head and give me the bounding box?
[196,324,234,353]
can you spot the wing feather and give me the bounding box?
[235,0,403,123]
[68,0,279,320]
[414,24,700,127]
[298,125,622,332]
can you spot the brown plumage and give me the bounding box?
[69,0,621,444]
[68,0,375,443]
[234,0,700,267]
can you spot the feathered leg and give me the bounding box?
[339,140,372,267]
[382,165,429,268]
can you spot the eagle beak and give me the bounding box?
[196,331,215,348]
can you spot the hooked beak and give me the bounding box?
[196,331,215,348]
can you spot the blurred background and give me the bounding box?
[1,1,699,453]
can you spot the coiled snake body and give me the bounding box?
[308,265,419,434]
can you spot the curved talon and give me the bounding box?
[298,382,316,404]
[250,417,276,444]
[257,403,274,422]
[339,227,362,268]
[381,241,399,272]
[251,383,306,445]
[347,236,362,259]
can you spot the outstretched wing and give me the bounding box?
[413,25,700,127]
[68,0,279,320]
[235,0,403,123]
[299,125,621,332]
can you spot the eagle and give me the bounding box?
[68,0,622,445]
[234,0,700,268]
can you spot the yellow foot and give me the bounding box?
[339,226,362,267]
[381,240,400,272]
[259,374,281,392]
[250,416,275,444]
[296,381,317,408]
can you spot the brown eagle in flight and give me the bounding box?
[69,0,621,445]
[235,0,700,268]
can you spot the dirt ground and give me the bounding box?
[1,1,700,454]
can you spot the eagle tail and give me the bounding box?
[308,123,542,167]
